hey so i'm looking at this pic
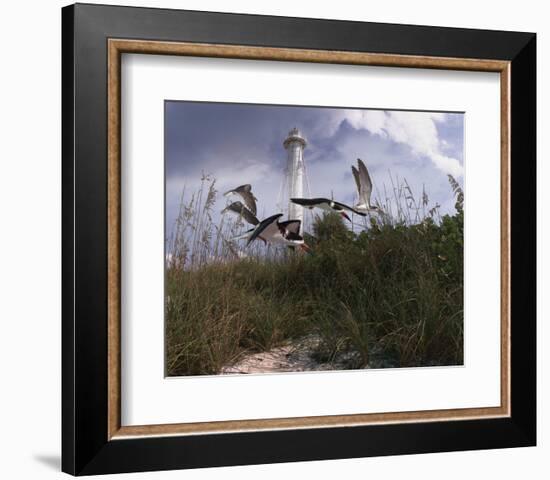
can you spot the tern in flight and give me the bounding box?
[221,201,259,226]
[290,198,366,222]
[246,214,310,252]
[224,184,258,216]
[351,158,383,215]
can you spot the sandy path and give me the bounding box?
[220,335,366,374]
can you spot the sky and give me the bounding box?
[165,101,464,236]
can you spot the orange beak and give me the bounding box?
[300,243,312,254]
[341,212,352,222]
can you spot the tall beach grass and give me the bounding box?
[166,174,464,376]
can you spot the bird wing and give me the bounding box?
[238,189,257,216]
[224,184,257,215]
[290,197,331,207]
[222,201,259,225]
[223,183,257,215]
[224,184,251,196]
[247,213,284,246]
[351,166,362,198]
[357,158,373,204]
[279,220,301,234]
[238,184,253,194]
[231,227,255,241]
[332,200,367,217]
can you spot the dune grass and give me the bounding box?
[165,176,464,376]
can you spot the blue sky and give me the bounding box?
[165,101,463,235]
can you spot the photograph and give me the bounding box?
[164,101,465,377]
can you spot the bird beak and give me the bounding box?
[341,212,352,222]
[300,243,312,254]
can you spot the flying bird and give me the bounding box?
[351,158,383,214]
[246,214,310,252]
[224,184,258,216]
[290,197,366,222]
[221,201,259,226]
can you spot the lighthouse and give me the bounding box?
[283,127,307,231]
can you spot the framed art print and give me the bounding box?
[62,3,536,475]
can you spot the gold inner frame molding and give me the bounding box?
[107,39,511,440]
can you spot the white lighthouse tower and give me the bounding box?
[282,127,307,231]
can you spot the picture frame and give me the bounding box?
[61,3,536,475]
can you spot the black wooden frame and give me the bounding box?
[62,3,536,475]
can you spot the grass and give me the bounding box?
[165,175,464,376]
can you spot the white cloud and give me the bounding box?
[326,110,463,178]
[346,110,387,136]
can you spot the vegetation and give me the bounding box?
[166,175,463,376]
